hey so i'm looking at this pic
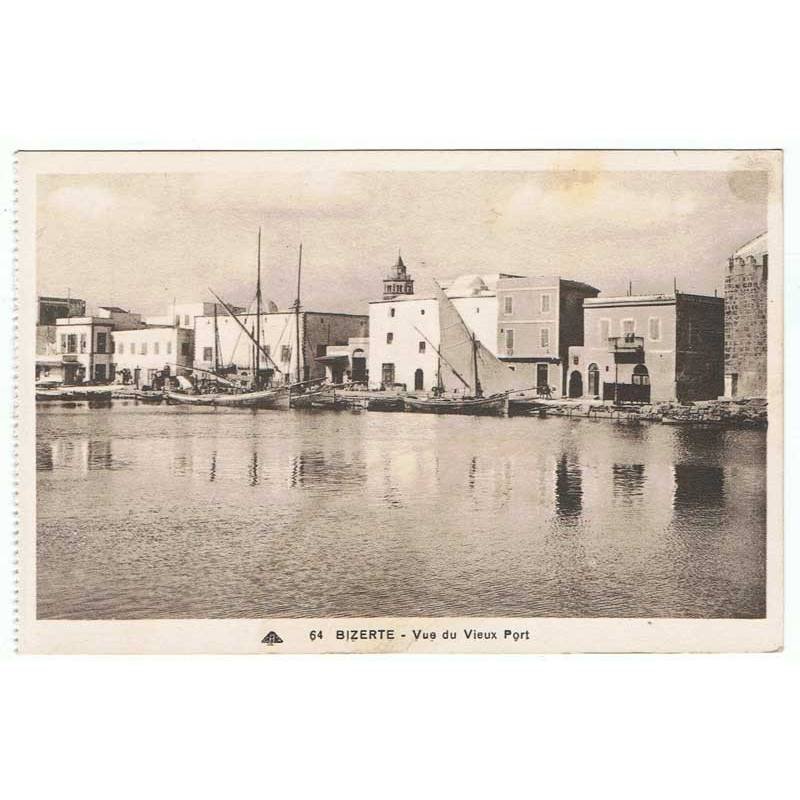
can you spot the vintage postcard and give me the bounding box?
[15,150,783,653]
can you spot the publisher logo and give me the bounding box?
[261,631,283,645]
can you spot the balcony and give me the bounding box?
[608,335,644,353]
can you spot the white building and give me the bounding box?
[112,326,194,386]
[145,301,246,330]
[367,274,515,391]
[193,309,368,385]
[53,316,116,383]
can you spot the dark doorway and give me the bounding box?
[414,368,424,391]
[351,351,366,383]
[536,363,549,390]
[588,363,600,396]
[381,363,395,387]
[568,370,583,398]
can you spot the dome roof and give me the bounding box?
[447,274,488,296]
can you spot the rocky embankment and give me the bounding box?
[516,397,768,429]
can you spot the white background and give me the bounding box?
[1,2,797,798]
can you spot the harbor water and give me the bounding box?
[36,403,766,619]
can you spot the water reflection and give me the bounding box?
[249,451,259,486]
[87,440,112,470]
[612,464,646,503]
[555,454,582,520]
[673,464,725,509]
[35,405,767,619]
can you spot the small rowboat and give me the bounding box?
[165,387,287,408]
[36,386,113,402]
[403,393,508,416]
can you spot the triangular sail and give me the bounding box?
[434,281,529,396]
[434,282,477,394]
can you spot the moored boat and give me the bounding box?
[400,281,529,416]
[165,386,286,408]
[404,393,508,415]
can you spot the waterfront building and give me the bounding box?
[97,305,145,330]
[368,273,514,391]
[724,232,768,398]
[317,337,369,384]
[38,295,86,325]
[145,301,246,329]
[567,292,724,403]
[112,325,194,386]
[494,277,600,395]
[368,271,598,394]
[53,316,116,383]
[193,308,368,385]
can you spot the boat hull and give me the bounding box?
[403,394,508,416]
[165,389,286,408]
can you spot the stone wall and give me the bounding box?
[724,236,768,398]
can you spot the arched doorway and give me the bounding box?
[414,368,424,391]
[351,349,366,383]
[632,364,651,402]
[587,363,600,396]
[568,370,583,398]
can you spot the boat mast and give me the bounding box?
[414,325,470,391]
[472,332,482,397]
[209,288,283,376]
[294,243,303,384]
[213,303,222,374]
[255,227,262,388]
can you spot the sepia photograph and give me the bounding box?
[15,150,783,653]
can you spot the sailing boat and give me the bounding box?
[403,281,528,415]
[165,230,289,409]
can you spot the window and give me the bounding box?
[203,347,213,361]
[389,307,395,317]
[60,334,67,352]
[118,342,124,355]
[600,319,610,343]
[281,345,291,362]
[648,317,661,341]
[420,309,425,315]
[141,342,148,355]
[263,344,270,356]
[96,332,107,354]
[632,364,650,386]
[175,315,180,326]
[622,319,635,335]
[111,338,115,354]
[505,329,514,354]
[316,344,327,357]
[418,341,426,354]
[66,334,77,354]
[381,363,395,386]
[80,333,87,353]
[503,296,513,315]
[166,341,172,355]
[183,315,190,327]
[154,342,160,355]
[181,342,190,357]
[541,294,551,313]
[540,327,550,350]
[386,332,394,344]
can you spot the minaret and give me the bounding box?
[382,251,415,300]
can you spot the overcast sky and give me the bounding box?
[36,169,767,316]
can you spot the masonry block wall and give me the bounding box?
[724,236,768,398]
